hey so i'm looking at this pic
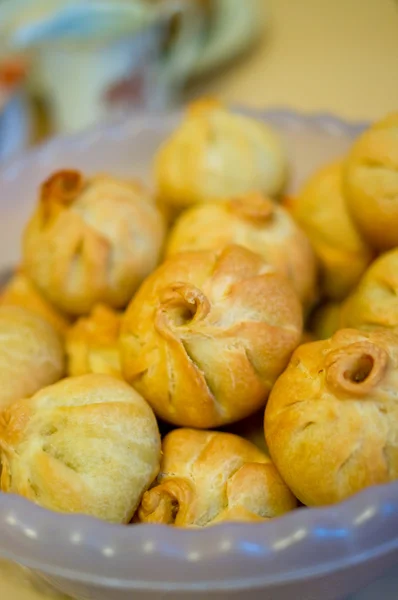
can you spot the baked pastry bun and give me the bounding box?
[343,112,398,250]
[0,306,65,410]
[137,429,297,526]
[0,374,161,523]
[166,192,318,310]
[155,99,287,212]
[265,328,398,506]
[310,301,341,340]
[121,244,302,428]
[0,269,71,336]
[290,161,372,300]
[340,249,398,331]
[23,170,166,316]
[66,304,121,377]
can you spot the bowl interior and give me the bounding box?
[3,110,396,596]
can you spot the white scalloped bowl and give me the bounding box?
[0,110,397,600]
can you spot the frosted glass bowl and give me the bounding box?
[0,109,397,600]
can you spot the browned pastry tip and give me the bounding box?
[40,170,84,219]
[165,193,317,311]
[138,478,195,526]
[23,171,166,315]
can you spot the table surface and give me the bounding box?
[191,0,398,122]
[1,0,398,598]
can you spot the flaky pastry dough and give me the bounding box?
[155,99,287,212]
[0,306,65,410]
[343,112,398,251]
[0,374,161,523]
[137,429,297,526]
[0,269,71,336]
[340,248,398,332]
[290,161,372,300]
[66,304,121,377]
[166,192,317,310]
[121,244,302,428]
[265,328,398,506]
[23,170,165,315]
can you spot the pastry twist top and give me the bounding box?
[166,192,317,309]
[121,244,302,428]
[137,428,297,527]
[265,328,398,506]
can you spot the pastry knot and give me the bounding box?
[121,245,302,428]
[229,192,275,222]
[325,339,388,397]
[40,170,84,221]
[155,283,211,339]
[265,327,398,506]
[137,429,297,527]
[165,192,317,310]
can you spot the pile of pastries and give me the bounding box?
[0,99,397,528]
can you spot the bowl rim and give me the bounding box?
[2,107,396,592]
[0,482,397,590]
[0,105,369,175]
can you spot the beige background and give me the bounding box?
[1,0,398,598]
[192,0,398,121]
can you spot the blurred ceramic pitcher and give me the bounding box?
[3,0,205,133]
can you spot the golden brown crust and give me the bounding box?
[290,161,373,300]
[136,429,297,526]
[40,169,84,220]
[343,112,398,251]
[340,248,398,332]
[166,192,318,310]
[0,269,71,336]
[66,304,122,377]
[155,100,287,211]
[0,306,65,411]
[23,171,166,316]
[265,328,398,506]
[0,374,161,523]
[121,245,302,428]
